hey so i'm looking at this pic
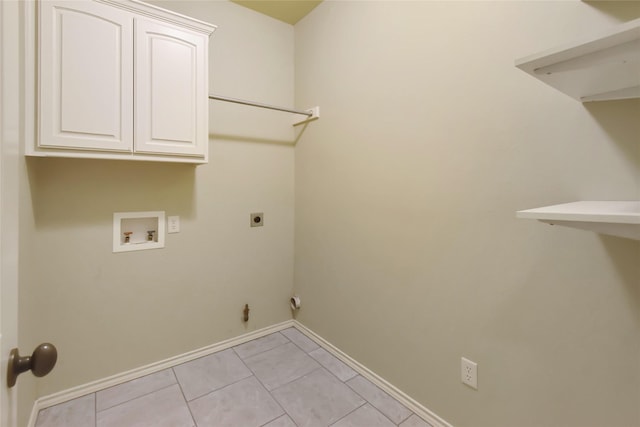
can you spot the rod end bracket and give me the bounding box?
[294,106,320,127]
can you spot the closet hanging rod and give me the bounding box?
[209,94,313,117]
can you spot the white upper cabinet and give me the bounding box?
[39,1,134,152]
[31,0,216,163]
[134,18,207,157]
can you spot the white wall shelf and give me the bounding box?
[516,19,639,241]
[515,17,640,102]
[517,201,640,240]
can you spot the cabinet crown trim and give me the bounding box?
[97,0,217,35]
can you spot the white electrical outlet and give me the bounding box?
[461,357,478,389]
[167,216,180,233]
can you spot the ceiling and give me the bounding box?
[231,0,323,25]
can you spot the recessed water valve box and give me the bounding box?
[113,211,165,253]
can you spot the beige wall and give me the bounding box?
[16,1,640,426]
[294,2,640,427]
[19,0,296,412]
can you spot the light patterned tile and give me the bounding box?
[280,328,319,353]
[263,414,297,427]
[309,347,357,381]
[173,348,252,400]
[243,342,320,390]
[96,384,192,427]
[96,369,176,411]
[400,414,434,427]
[346,376,412,424]
[35,336,435,427]
[35,394,95,427]
[271,368,365,427]
[189,376,283,427]
[331,404,395,427]
[233,332,290,360]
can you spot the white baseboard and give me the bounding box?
[28,319,451,427]
[28,320,294,427]
[291,321,452,427]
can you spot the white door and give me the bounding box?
[1,1,20,425]
[39,0,134,152]
[134,18,208,157]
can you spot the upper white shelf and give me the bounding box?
[517,201,640,240]
[515,18,640,102]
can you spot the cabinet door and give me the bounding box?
[39,1,133,152]
[135,19,208,157]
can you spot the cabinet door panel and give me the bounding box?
[135,19,207,157]
[39,1,133,151]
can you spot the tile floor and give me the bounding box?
[35,327,433,427]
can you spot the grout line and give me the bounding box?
[343,375,410,426]
[93,392,97,427]
[313,356,348,384]
[267,365,325,394]
[182,371,254,403]
[280,328,320,355]
[232,331,291,361]
[307,347,358,384]
[172,367,199,427]
[95,382,178,414]
[235,352,271,393]
[257,413,287,427]
[235,339,323,393]
[94,369,178,413]
[231,331,291,362]
[327,401,368,427]
[233,342,291,422]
